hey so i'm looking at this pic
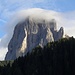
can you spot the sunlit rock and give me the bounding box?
[5,17,64,60]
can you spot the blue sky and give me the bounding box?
[34,0,75,12]
[0,0,75,60]
[0,0,75,38]
[55,0,75,12]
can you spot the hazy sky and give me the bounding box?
[0,0,75,60]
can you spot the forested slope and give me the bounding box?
[0,37,75,75]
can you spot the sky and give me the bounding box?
[0,0,75,60]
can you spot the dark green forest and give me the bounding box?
[0,37,75,75]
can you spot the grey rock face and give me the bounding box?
[5,18,64,60]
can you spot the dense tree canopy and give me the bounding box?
[0,37,75,75]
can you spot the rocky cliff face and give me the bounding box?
[5,17,64,60]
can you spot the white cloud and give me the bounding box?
[0,47,7,60]
[0,19,6,23]
[0,0,57,20]
[2,9,75,44]
[0,38,7,60]
[0,8,75,60]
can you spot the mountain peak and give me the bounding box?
[5,13,64,60]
